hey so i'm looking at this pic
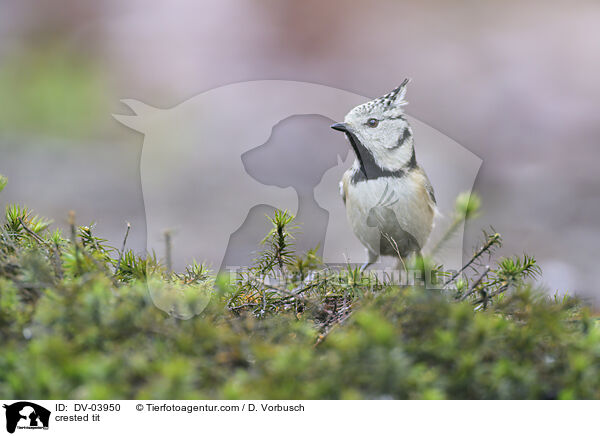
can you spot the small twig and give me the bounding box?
[314,306,353,347]
[261,288,267,314]
[383,232,407,273]
[114,222,131,275]
[17,217,45,245]
[444,233,500,288]
[164,230,172,274]
[69,211,81,275]
[252,277,324,305]
[229,275,328,316]
[475,283,509,304]
[18,217,63,279]
[459,265,490,301]
[248,278,308,305]
[64,212,119,286]
[228,302,259,311]
[52,240,64,280]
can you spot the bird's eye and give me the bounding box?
[367,118,379,128]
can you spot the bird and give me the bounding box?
[330,79,437,270]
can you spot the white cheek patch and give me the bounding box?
[361,124,413,172]
[372,147,412,172]
[385,127,412,150]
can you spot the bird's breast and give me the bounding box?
[342,171,434,252]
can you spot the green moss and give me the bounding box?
[0,195,599,399]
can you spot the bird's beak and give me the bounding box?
[330,122,368,178]
[330,122,349,133]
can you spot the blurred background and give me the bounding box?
[1,0,598,301]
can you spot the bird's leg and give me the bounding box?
[361,250,379,271]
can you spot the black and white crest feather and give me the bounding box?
[354,78,410,116]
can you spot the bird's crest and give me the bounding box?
[353,79,411,118]
[375,78,410,109]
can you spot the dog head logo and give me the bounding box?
[3,402,50,434]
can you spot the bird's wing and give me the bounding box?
[414,165,436,207]
[425,178,436,206]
